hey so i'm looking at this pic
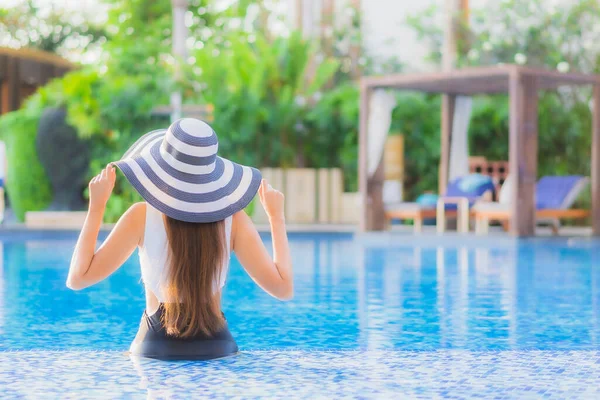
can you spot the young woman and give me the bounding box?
[67,118,293,360]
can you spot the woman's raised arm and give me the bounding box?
[232,180,293,300]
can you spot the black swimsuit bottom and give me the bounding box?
[130,304,238,360]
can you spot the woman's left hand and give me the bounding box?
[89,164,116,211]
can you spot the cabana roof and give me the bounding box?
[0,47,74,114]
[362,65,600,94]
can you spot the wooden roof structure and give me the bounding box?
[358,64,600,236]
[0,47,74,115]
[362,65,600,93]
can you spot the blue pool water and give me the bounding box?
[1,231,599,398]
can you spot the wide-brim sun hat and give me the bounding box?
[114,118,262,223]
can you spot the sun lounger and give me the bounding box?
[473,176,590,234]
[385,174,495,233]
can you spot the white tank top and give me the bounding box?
[139,204,232,302]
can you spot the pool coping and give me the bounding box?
[0,225,598,252]
[0,222,357,234]
[0,223,596,240]
[0,223,594,232]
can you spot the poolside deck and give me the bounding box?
[5,208,593,236]
[0,222,594,240]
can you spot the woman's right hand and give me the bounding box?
[258,179,285,221]
[234,179,293,300]
[89,164,116,212]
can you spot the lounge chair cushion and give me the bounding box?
[383,180,403,204]
[386,174,495,214]
[457,174,492,193]
[474,175,588,216]
[445,174,496,206]
[498,175,514,205]
[536,176,586,209]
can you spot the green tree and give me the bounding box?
[401,0,600,203]
[463,0,600,73]
[0,0,105,60]
[102,0,256,75]
[407,0,600,73]
[193,30,339,168]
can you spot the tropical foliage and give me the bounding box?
[0,110,52,220]
[0,0,362,221]
[0,0,598,222]
[401,0,600,204]
[192,31,339,168]
[0,0,105,61]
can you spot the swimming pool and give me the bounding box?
[0,230,599,398]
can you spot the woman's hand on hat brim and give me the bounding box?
[89,164,117,212]
[259,179,285,222]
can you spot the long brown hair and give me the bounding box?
[162,216,226,338]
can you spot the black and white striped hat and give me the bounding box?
[114,118,261,223]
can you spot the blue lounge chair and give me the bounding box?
[473,175,590,234]
[385,174,496,232]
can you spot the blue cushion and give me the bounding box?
[457,174,492,193]
[416,193,438,225]
[444,174,496,206]
[416,193,439,207]
[536,176,584,209]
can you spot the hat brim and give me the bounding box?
[114,129,262,223]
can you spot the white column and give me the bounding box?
[171,0,189,122]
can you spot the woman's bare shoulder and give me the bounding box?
[127,202,146,220]
[122,202,146,246]
[231,210,255,247]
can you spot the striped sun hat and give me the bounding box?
[114,118,262,223]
